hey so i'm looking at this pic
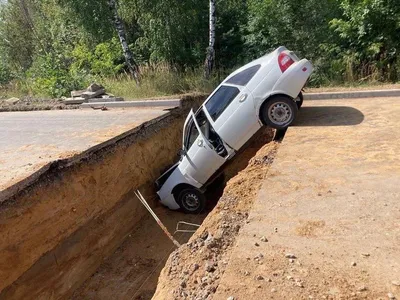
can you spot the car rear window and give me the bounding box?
[205,85,240,121]
[226,64,261,86]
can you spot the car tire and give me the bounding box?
[261,95,298,130]
[295,92,304,109]
[177,188,206,214]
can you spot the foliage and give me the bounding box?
[330,0,400,82]
[70,38,124,77]
[1,0,400,98]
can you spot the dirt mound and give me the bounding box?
[153,131,279,300]
[0,96,79,112]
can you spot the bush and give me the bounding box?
[27,52,87,98]
[0,62,12,85]
[71,38,124,77]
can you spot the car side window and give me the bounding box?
[226,64,261,86]
[185,118,199,150]
[205,85,240,121]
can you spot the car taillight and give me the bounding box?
[278,52,295,73]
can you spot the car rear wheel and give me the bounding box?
[177,188,206,214]
[261,96,298,130]
[295,92,303,109]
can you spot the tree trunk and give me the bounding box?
[204,0,216,79]
[107,0,140,84]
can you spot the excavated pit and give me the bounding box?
[0,94,277,299]
[72,128,277,300]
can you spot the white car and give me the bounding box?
[156,46,313,213]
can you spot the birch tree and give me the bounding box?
[204,0,216,79]
[107,0,140,84]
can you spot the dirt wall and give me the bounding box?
[0,94,206,299]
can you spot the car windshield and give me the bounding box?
[205,85,240,121]
[226,64,261,86]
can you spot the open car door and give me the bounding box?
[178,109,226,185]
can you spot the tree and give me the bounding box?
[204,0,216,79]
[330,0,400,81]
[107,0,140,84]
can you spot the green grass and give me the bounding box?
[1,64,400,101]
[101,66,220,100]
[0,82,29,99]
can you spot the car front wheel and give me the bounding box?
[177,188,206,214]
[261,96,298,130]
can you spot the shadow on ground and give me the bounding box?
[294,106,364,126]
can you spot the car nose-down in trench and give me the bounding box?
[156,46,314,213]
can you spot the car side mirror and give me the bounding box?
[178,149,187,157]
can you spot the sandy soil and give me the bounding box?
[154,97,400,300]
[214,98,400,300]
[72,128,275,300]
[153,130,279,299]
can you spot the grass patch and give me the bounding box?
[2,64,400,101]
[101,66,220,100]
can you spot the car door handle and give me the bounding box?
[197,139,203,147]
[239,93,247,102]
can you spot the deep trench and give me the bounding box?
[70,127,279,300]
[0,96,283,299]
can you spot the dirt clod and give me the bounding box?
[256,275,264,281]
[254,253,264,260]
[388,292,396,299]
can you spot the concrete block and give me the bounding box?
[81,89,106,100]
[87,97,124,103]
[63,98,87,105]
[71,90,86,98]
[87,83,104,92]
[81,99,181,109]
[3,97,20,105]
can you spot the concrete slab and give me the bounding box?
[86,97,124,103]
[81,99,181,109]
[63,98,86,105]
[215,98,400,299]
[304,88,400,100]
[0,107,170,191]
[81,89,106,99]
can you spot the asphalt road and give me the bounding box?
[0,108,170,191]
[214,97,400,299]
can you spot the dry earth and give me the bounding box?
[153,133,279,299]
[154,97,400,300]
[71,128,275,300]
